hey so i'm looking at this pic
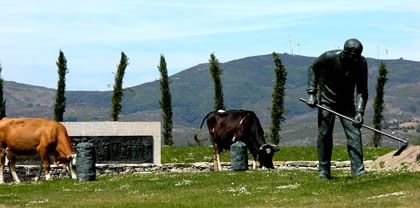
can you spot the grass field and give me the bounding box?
[1,170,419,207]
[1,146,416,208]
[161,146,396,163]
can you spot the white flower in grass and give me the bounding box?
[228,186,251,195]
[119,184,130,190]
[175,179,192,186]
[367,191,406,199]
[238,186,251,195]
[25,199,49,206]
[276,183,300,189]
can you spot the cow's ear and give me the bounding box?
[271,144,280,152]
[259,144,268,150]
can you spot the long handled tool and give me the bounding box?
[299,98,408,156]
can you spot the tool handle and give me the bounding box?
[299,98,408,144]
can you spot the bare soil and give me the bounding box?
[368,145,420,171]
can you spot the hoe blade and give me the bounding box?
[393,143,408,156]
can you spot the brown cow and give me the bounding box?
[0,117,77,183]
[195,110,279,171]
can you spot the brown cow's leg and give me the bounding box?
[38,150,52,181]
[34,162,43,182]
[0,149,5,184]
[43,162,52,181]
[7,156,21,183]
[0,164,4,184]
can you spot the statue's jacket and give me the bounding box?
[307,50,368,114]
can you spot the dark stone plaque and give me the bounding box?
[71,136,154,163]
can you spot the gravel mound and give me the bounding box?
[368,146,420,171]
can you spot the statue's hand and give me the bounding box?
[306,94,317,108]
[353,112,364,128]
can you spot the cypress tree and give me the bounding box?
[158,55,173,146]
[270,52,287,144]
[111,52,129,121]
[0,62,6,119]
[372,62,388,147]
[54,50,68,121]
[209,53,225,111]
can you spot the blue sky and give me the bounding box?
[1,1,419,91]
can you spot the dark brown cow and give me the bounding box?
[195,110,279,171]
[0,117,77,183]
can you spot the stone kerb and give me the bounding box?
[61,122,161,164]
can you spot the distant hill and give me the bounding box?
[4,53,420,146]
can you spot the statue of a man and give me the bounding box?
[306,38,368,179]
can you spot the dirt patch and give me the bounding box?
[0,205,16,208]
[368,145,420,171]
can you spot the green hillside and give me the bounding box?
[4,54,420,146]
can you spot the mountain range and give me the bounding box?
[4,53,420,146]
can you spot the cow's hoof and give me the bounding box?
[44,173,53,181]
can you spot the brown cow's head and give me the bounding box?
[258,144,279,169]
[57,153,77,179]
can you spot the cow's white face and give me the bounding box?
[67,153,77,179]
[69,153,77,166]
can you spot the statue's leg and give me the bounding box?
[340,111,367,177]
[317,106,335,179]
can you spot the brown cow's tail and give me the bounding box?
[194,111,213,144]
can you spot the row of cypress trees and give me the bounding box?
[0,51,173,143]
[51,51,174,145]
[0,52,390,146]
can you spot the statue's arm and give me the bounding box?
[356,58,369,114]
[307,53,328,95]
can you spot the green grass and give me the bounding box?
[1,170,419,207]
[0,146,405,207]
[161,146,395,163]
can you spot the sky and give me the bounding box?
[1,1,419,91]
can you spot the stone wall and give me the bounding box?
[2,160,372,183]
[62,122,161,164]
